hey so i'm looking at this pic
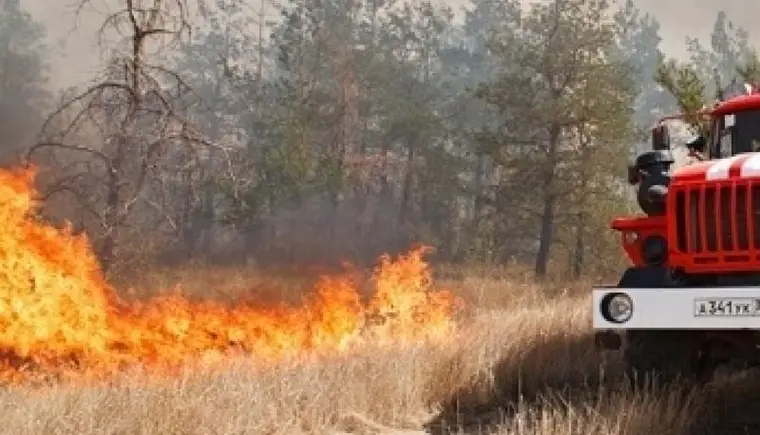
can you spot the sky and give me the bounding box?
[19,0,760,91]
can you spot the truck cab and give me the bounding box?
[706,95,760,158]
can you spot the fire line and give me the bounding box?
[0,166,462,385]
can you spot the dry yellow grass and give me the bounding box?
[2,265,760,435]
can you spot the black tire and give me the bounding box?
[623,330,708,388]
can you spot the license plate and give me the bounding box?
[694,298,760,317]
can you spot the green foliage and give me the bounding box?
[470,0,638,276]
[654,59,709,134]
[654,11,760,139]
[737,51,760,84]
[129,0,760,275]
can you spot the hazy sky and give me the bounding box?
[19,0,760,90]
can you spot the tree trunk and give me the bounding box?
[470,152,486,245]
[534,195,556,277]
[572,211,585,278]
[534,124,560,278]
[198,185,214,256]
[573,125,591,278]
[399,144,415,229]
[99,148,124,274]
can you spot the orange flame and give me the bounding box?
[0,167,463,384]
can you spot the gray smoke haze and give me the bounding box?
[20,0,760,92]
[630,0,760,57]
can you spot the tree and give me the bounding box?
[687,10,754,99]
[654,59,709,136]
[168,0,265,258]
[210,0,467,263]
[611,0,673,133]
[475,0,637,277]
[0,0,49,158]
[28,0,212,274]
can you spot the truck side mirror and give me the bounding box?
[652,124,670,150]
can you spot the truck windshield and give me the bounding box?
[711,108,760,158]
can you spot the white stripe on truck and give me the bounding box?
[704,154,745,180]
[741,153,760,178]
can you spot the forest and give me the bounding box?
[3,0,759,279]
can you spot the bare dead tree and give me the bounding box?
[26,0,216,274]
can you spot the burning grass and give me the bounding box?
[0,166,464,383]
[0,270,754,435]
[0,166,759,433]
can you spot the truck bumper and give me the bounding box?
[593,286,760,330]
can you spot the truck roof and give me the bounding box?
[713,92,760,116]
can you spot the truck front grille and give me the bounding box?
[674,182,760,263]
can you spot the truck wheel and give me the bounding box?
[623,330,708,388]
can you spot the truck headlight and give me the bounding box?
[642,236,667,265]
[600,292,634,323]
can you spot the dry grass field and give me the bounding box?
[2,264,760,435]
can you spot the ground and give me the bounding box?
[2,264,760,435]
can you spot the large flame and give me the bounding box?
[0,167,462,384]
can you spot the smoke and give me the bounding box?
[630,0,760,59]
[200,189,423,269]
[24,0,760,93]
